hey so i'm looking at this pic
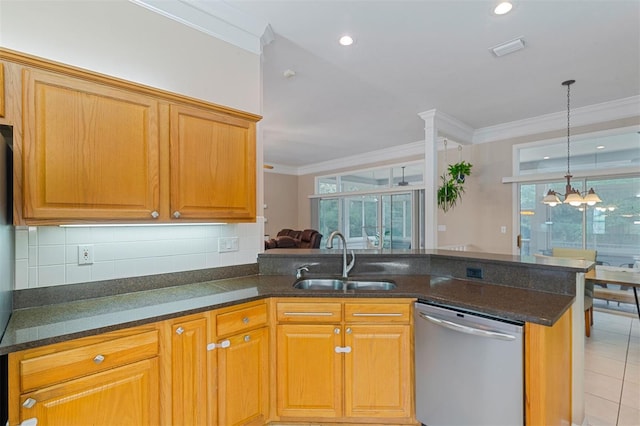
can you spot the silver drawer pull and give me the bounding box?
[176,327,185,335]
[346,327,352,334]
[284,312,333,316]
[22,398,37,408]
[150,210,159,219]
[93,354,105,364]
[242,317,250,324]
[244,335,251,342]
[352,313,403,317]
[173,211,181,219]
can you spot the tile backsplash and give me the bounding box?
[14,220,264,289]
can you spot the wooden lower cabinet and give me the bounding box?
[166,301,269,426]
[19,359,159,426]
[8,325,161,426]
[167,315,210,426]
[273,298,416,424]
[276,324,343,418]
[344,325,412,420]
[217,326,269,425]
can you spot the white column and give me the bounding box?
[419,110,438,249]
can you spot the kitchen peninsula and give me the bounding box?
[1,250,591,426]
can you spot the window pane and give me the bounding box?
[586,176,640,267]
[341,169,390,192]
[318,177,338,194]
[319,198,340,247]
[518,131,640,175]
[519,181,584,256]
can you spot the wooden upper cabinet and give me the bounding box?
[0,62,5,117]
[169,104,256,221]
[22,68,160,221]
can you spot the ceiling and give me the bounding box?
[139,0,640,171]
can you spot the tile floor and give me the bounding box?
[585,309,640,425]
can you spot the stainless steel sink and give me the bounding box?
[345,281,397,291]
[293,278,396,291]
[293,278,344,290]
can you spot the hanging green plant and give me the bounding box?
[437,160,473,212]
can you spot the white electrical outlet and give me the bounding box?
[78,244,94,265]
[218,237,239,253]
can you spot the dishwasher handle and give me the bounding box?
[419,312,517,341]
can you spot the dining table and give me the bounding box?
[586,265,640,321]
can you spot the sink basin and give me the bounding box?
[293,278,396,291]
[293,278,344,290]
[345,281,397,291]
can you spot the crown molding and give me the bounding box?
[473,95,640,145]
[418,109,475,144]
[129,0,269,54]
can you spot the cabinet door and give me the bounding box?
[19,358,159,426]
[217,327,269,426]
[169,104,255,221]
[22,68,160,221]
[276,324,342,418]
[344,324,412,420]
[170,317,209,426]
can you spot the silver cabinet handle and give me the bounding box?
[22,398,37,408]
[346,327,352,334]
[352,312,403,317]
[284,312,333,316]
[242,317,249,324]
[244,335,251,342]
[419,313,516,341]
[335,346,352,353]
[173,211,181,219]
[334,327,340,334]
[93,354,105,364]
[150,210,159,219]
[176,326,185,335]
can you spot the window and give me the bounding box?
[314,191,420,249]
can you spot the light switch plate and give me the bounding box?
[219,237,239,253]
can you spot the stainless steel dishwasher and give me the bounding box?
[414,302,524,426]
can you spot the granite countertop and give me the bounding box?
[0,273,574,355]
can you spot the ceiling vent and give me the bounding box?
[490,37,525,57]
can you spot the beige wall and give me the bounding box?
[294,117,639,255]
[264,172,299,237]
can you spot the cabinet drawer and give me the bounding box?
[345,302,410,323]
[217,303,268,337]
[19,330,159,392]
[276,301,342,322]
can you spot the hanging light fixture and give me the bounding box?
[542,80,602,207]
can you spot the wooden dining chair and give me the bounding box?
[552,248,597,337]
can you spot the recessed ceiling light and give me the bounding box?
[596,145,605,149]
[543,156,550,160]
[339,35,354,46]
[494,2,513,15]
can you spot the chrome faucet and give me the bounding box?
[326,231,355,279]
[296,265,310,279]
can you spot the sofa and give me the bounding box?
[264,229,323,249]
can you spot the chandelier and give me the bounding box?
[542,80,602,207]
